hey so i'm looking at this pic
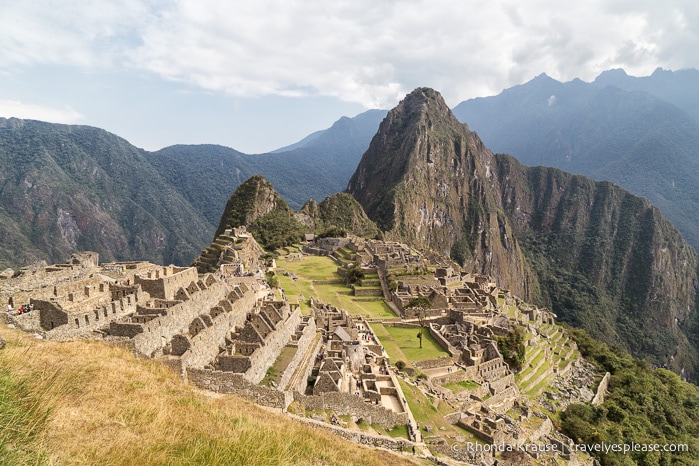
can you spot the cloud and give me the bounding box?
[0,100,84,123]
[2,0,698,108]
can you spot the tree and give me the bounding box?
[406,296,431,348]
[496,326,526,371]
[344,263,365,286]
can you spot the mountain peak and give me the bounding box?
[398,87,451,117]
[214,174,290,237]
[593,68,630,86]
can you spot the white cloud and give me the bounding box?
[2,0,698,109]
[0,100,84,124]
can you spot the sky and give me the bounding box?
[1,1,698,154]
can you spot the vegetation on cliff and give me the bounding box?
[213,176,379,252]
[0,118,211,268]
[561,327,699,465]
[453,70,699,250]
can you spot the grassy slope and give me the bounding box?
[0,325,416,466]
[276,254,395,319]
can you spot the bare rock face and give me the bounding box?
[347,88,535,299]
[347,87,699,380]
[0,336,5,350]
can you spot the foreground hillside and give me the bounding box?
[0,324,414,466]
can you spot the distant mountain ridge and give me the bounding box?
[0,110,385,269]
[453,69,699,249]
[348,88,699,380]
[148,108,387,222]
[592,67,699,122]
[0,117,212,268]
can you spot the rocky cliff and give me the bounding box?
[347,88,699,379]
[347,88,535,299]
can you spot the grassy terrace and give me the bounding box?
[276,252,396,319]
[370,323,449,364]
[261,345,297,387]
[442,380,480,393]
[397,379,479,447]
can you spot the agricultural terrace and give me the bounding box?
[369,323,450,365]
[397,379,481,446]
[275,251,396,319]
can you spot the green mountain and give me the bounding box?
[0,118,211,269]
[348,88,699,380]
[299,193,381,239]
[452,71,699,250]
[210,175,379,253]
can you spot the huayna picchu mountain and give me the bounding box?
[347,88,699,380]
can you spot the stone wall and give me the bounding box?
[178,295,252,371]
[134,266,198,301]
[430,443,488,464]
[428,324,459,356]
[278,317,317,391]
[414,357,454,370]
[352,287,383,297]
[1,265,94,308]
[187,368,292,409]
[292,336,324,393]
[243,308,303,384]
[37,289,143,339]
[528,418,554,443]
[288,414,414,453]
[293,391,409,430]
[431,366,478,386]
[111,279,233,358]
[592,372,611,406]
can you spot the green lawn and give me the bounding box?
[276,253,396,319]
[384,326,450,362]
[370,323,410,364]
[443,380,480,393]
[278,254,342,281]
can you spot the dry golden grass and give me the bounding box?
[0,325,418,466]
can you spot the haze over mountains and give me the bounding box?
[453,68,699,249]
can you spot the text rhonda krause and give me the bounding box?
[453,442,689,454]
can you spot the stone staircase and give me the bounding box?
[193,234,238,273]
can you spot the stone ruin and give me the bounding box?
[1,242,593,464]
[391,270,501,319]
[310,301,391,405]
[213,299,308,384]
